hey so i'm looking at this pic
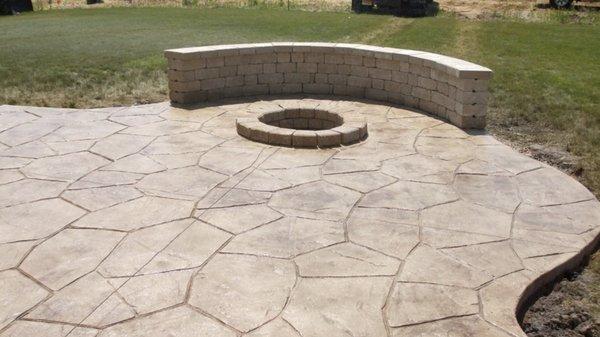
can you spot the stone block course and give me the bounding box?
[165,43,493,129]
[238,108,367,148]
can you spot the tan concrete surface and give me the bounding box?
[0,98,598,337]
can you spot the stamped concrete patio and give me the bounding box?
[0,98,599,337]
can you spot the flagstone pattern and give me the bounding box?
[0,98,598,337]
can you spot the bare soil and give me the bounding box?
[436,0,600,19]
[522,251,600,337]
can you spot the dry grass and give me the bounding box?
[33,0,351,12]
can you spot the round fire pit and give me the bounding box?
[236,108,367,148]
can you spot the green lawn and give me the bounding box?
[1,7,599,195]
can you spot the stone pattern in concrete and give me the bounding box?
[0,98,598,337]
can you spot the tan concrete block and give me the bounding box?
[408,74,419,86]
[279,118,294,129]
[345,122,368,139]
[236,119,258,138]
[238,64,263,75]
[200,78,226,91]
[344,54,363,66]
[431,69,450,83]
[298,109,315,119]
[331,126,360,145]
[249,53,276,64]
[372,79,384,90]
[450,78,490,92]
[388,92,411,106]
[258,111,281,123]
[363,56,376,67]
[168,58,206,71]
[258,73,284,84]
[277,63,296,73]
[291,52,304,63]
[225,76,244,87]
[285,73,311,84]
[448,112,486,129]
[304,53,324,64]
[168,70,196,82]
[348,76,371,88]
[437,82,450,96]
[418,99,438,115]
[248,124,271,143]
[206,57,224,68]
[409,64,426,77]
[365,88,388,101]
[408,55,424,65]
[195,68,220,80]
[455,90,489,105]
[221,86,244,98]
[418,77,437,90]
[219,66,237,77]
[317,130,342,148]
[368,68,391,80]
[242,84,269,96]
[328,74,347,86]
[317,63,337,74]
[224,55,248,66]
[292,130,318,148]
[308,118,323,130]
[314,73,328,84]
[455,102,487,117]
[412,87,431,101]
[391,71,408,84]
[268,128,294,146]
[333,85,365,98]
[431,91,454,110]
[280,83,302,94]
[263,63,276,74]
[303,84,332,95]
[375,59,398,70]
[244,75,258,85]
[384,81,411,95]
[276,52,291,63]
[297,63,318,74]
[324,54,344,64]
[337,64,351,75]
[350,66,369,78]
[293,118,309,129]
[284,109,301,119]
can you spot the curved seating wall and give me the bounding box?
[165,43,493,129]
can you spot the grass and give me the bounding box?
[0,7,599,195]
[0,8,386,107]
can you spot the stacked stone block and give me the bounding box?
[165,42,493,129]
[236,108,367,148]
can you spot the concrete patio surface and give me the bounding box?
[0,98,599,337]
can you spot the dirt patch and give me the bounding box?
[435,0,600,20]
[525,144,583,176]
[522,252,600,337]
